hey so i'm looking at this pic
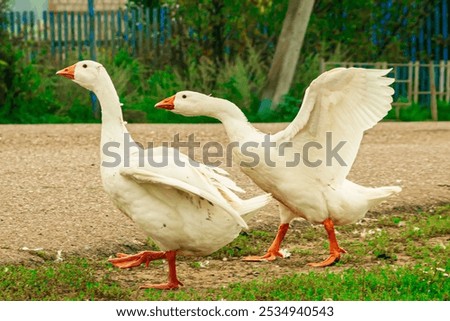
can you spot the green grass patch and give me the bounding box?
[209,230,275,259]
[1,205,449,300]
[209,265,449,301]
[1,260,447,301]
[0,258,127,300]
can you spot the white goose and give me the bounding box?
[155,67,402,267]
[56,60,271,289]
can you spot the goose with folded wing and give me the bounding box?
[56,60,271,289]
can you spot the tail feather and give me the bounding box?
[372,186,402,198]
[367,185,401,207]
[234,193,272,221]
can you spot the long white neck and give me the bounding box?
[209,98,260,142]
[92,69,130,161]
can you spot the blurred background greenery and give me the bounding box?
[1,0,449,124]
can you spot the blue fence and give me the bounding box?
[408,0,449,62]
[3,2,450,65]
[2,6,172,63]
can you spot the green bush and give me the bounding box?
[385,101,450,121]
[0,51,71,124]
[437,100,450,120]
[2,45,450,124]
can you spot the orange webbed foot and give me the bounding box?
[108,251,165,269]
[307,218,347,267]
[109,250,181,290]
[243,223,290,262]
[307,247,347,267]
[242,251,284,262]
[139,280,183,290]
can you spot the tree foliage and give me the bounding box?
[1,0,448,122]
[130,0,287,68]
[306,0,441,62]
[128,0,442,65]
[128,0,161,8]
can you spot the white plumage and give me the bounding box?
[156,67,401,267]
[56,60,271,289]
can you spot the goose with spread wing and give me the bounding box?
[155,68,401,267]
[56,60,271,289]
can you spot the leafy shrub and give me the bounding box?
[2,44,449,124]
[437,100,450,120]
[214,46,268,113]
[385,100,450,121]
[0,51,71,124]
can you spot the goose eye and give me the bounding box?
[82,64,87,68]
[182,94,187,99]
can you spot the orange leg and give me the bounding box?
[243,223,290,262]
[307,218,347,267]
[108,250,183,290]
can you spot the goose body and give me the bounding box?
[56,60,271,289]
[101,149,255,256]
[156,67,401,266]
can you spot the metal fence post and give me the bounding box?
[88,0,96,61]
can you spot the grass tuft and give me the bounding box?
[0,205,449,300]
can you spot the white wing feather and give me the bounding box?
[120,167,248,229]
[273,68,394,184]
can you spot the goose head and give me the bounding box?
[155,91,224,117]
[56,60,105,92]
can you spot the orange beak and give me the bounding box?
[155,95,175,110]
[56,64,76,79]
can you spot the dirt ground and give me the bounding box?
[0,122,449,288]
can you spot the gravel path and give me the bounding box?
[0,122,449,265]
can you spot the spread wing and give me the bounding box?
[273,68,394,184]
